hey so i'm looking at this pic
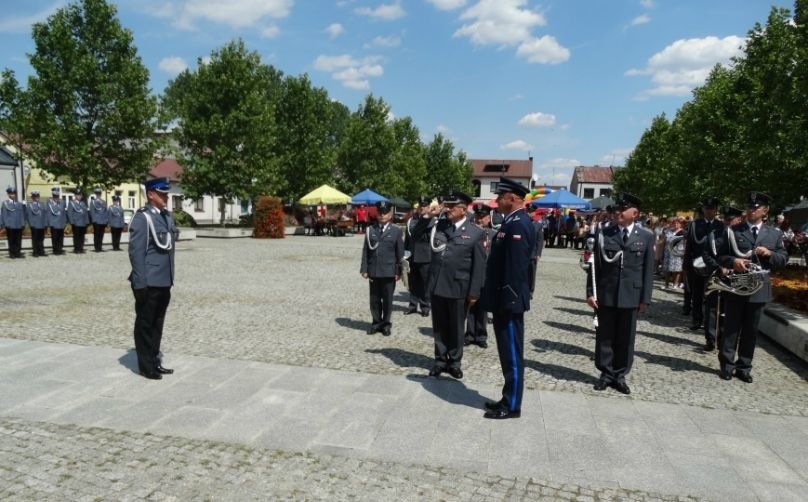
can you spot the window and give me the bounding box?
[240,199,250,214]
[600,188,612,197]
[172,195,183,211]
[490,181,499,193]
[583,188,595,199]
[128,191,136,208]
[472,180,481,198]
[195,198,204,212]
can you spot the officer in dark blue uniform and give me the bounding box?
[67,188,89,253]
[108,194,126,251]
[360,200,404,336]
[404,195,434,316]
[1,186,25,258]
[26,191,48,257]
[426,190,486,379]
[90,187,109,252]
[586,192,655,395]
[480,177,534,419]
[526,204,545,297]
[128,177,178,380]
[683,196,724,332]
[465,204,496,348]
[46,187,67,255]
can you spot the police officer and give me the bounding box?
[480,177,535,419]
[1,186,25,258]
[716,192,788,383]
[67,189,89,253]
[90,187,109,252]
[526,204,545,297]
[26,191,48,257]
[586,192,655,395]
[108,194,125,251]
[404,196,434,317]
[46,188,67,255]
[128,177,178,380]
[465,204,497,348]
[360,200,404,336]
[426,190,486,379]
[683,197,724,331]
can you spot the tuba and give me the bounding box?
[706,263,768,297]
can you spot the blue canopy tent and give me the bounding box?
[350,188,388,205]
[531,189,591,210]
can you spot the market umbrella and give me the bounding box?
[588,195,614,210]
[531,189,591,210]
[299,184,351,205]
[350,188,388,205]
[387,196,411,210]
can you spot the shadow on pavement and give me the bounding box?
[553,306,595,317]
[335,317,371,332]
[418,326,433,337]
[634,350,715,374]
[117,350,139,374]
[365,348,432,370]
[532,339,595,359]
[543,320,595,335]
[525,357,596,385]
[405,374,489,409]
[637,330,703,348]
[553,295,586,303]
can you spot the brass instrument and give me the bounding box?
[705,263,768,297]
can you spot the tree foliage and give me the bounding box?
[423,133,472,198]
[0,0,157,190]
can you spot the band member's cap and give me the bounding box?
[6,186,16,194]
[51,187,60,195]
[701,196,720,208]
[144,177,171,193]
[474,204,492,216]
[376,200,393,213]
[746,191,771,208]
[418,195,430,206]
[112,194,121,201]
[495,177,529,198]
[93,187,102,194]
[31,191,40,196]
[74,188,82,195]
[614,192,642,209]
[722,206,743,219]
[443,190,473,206]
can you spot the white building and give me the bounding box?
[470,158,533,200]
[569,166,618,200]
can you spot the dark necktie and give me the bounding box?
[622,228,629,244]
[751,226,758,240]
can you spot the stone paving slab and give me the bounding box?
[2,338,807,501]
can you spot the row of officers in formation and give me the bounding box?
[0,186,127,259]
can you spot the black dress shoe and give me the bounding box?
[464,339,474,346]
[484,399,505,411]
[428,366,444,377]
[420,311,430,317]
[156,365,174,374]
[734,371,753,383]
[689,324,703,331]
[403,308,418,315]
[614,381,631,395]
[139,371,162,380]
[477,340,488,349]
[447,367,463,379]
[593,379,609,391]
[382,327,391,336]
[366,325,378,335]
[484,408,521,419]
[719,371,732,381]
[704,340,715,351]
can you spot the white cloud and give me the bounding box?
[640,0,654,8]
[155,0,293,30]
[326,23,345,38]
[158,56,188,76]
[508,93,525,101]
[454,0,546,47]
[598,149,632,166]
[436,124,451,134]
[261,25,280,38]
[516,35,570,64]
[313,54,385,90]
[426,0,467,10]
[0,2,62,34]
[365,35,402,48]
[631,14,650,26]
[627,35,745,98]
[501,140,533,151]
[539,158,579,169]
[356,2,406,21]
[518,112,556,127]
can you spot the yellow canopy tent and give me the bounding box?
[298,184,351,205]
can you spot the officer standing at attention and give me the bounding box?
[526,204,545,297]
[426,190,486,379]
[90,187,109,252]
[465,204,496,348]
[67,189,89,253]
[360,200,404,336]
[716,192,787,383]
[1,186,25,259]
[683,197,724,332]
[586,192,655,395]
[480,177,535,419]
[128,177,178,380]
[108,194,126,251]
[404,196,434,317]
[26,191,48,257]
[46,187,67,255]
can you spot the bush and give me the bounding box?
[173,209,197,227]
[253,195,285,239]
[772,264,808,314]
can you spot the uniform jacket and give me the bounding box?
[67,199,90,226]
[90,198,109,225]
[25,200,48,229]
[717,223,788,303]
[108,204,125,228]
[683,218,724,269]
[360,222,404,278]
[128,205,178,289]
[587,224,655,309]
[46,199,67,229]
[427,217,486,299]
[405,215,433,263]
[479,208,534,313]
[1,200,25,229]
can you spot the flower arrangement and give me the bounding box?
[252,196,285,239]
[771,264,808,313]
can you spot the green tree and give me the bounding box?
[423,133,472,197]
[389,117,428,203]
[1,0,157,190]
[161,39,283,224]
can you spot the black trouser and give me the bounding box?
[31,228,46,256]
[111,227,123,250]
[92,223,106,251]
[5,228,23,257]
[431,295,467,369]
[132,286,171,374]
[50,227,65,254]
[685,269,706,325]
[528,258,537,294]
[465,302,488,344]
[368,277,395,330]
[704,291,722,345]
[493,311,525,412]
[407,261,430,312]
[719,295,764,376]
[594,306,638,384]
[72,225,87,252]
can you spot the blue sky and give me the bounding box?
[0,0,793,188]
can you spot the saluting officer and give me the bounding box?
[465,204,497,348]
[716,192,788,383]
[26,191,48,257]
[1,186,25,258]
[404,195,434,317]
[67,189,89,254]
[683,197,724,332]
[360,200,404,336]
[90,188,109,252]
[480,177,535,419]
[586,192,655,395]
[108,194,125,251]
[46,187,67,255]
[129,177,178,380]
[426,190,486,379]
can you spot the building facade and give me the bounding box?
[470,158,533,201]
[569,165,618,200]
